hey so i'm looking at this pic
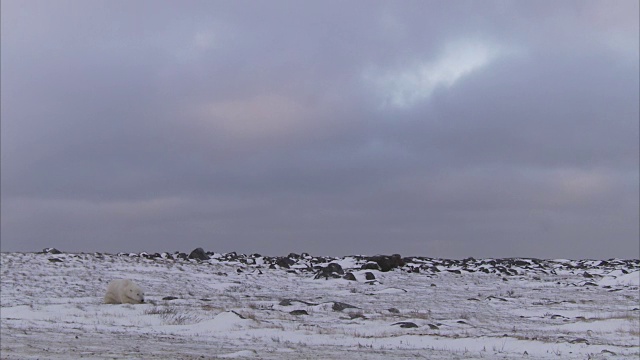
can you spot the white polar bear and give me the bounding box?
[104,279,145,304]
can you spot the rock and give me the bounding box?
[512,260,530,267]
[569,338,589,344]
[48,258,63,263]
[343,273,357,281]
[388,308,400,313]
[43,248,62,254]
[163,296,179,301]
[365,272,376,280]
[349,313,367,320]
[289,310,308,316]
[392,321,418,328]
[427,323,439,330]
[221,252,239,261]
[361,262,381,270]
[314,263,344,279]
[366,254,404,272]
[280,299,318,306]
[332,302,358,311]
[188,248,209,261]
[275,257,294,269]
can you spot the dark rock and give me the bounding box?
[447,269,462,274]
[43,248,63,254]
[365,272,376,280]
[361,262,381,271]
[388,308,400,313]
[276,257,294,269]
[366,254,404,272]
[392,322,418,328]
[332,302,358,311]
[289,310,308,316]
[280,299,319,306]
[314,263,344,279]
[427,323,439,330]
[188,248,210,261]
[48,258,63,263]
[163,296,179,301]
[349,313,367,320]
[343,273,357,281]
[512,260,530,267]
[221,252,238,261]
[583,272,593,278]
[176,252,188,260]
[569,338,589,344]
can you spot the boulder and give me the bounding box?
[365,272,376,280]
[188,248,209,261]
[361,262,381,271]
[343,273,357,281]
[289,310,308,316]
[43,248,62,254]
[332,302,358,311]
[275,257,294,269]
[314,263,344,280]
[392,322,418,328]
[366,254,404,272]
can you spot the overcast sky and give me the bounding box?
[2,0,638,259]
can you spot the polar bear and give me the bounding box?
[104,279,145,304]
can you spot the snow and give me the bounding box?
[1,251,638,359]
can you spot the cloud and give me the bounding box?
[194,95,309,141]
[1,0,638,258]
[365,39,507,108]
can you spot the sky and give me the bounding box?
[1,0,638,259]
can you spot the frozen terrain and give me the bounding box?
[1,249,638,359]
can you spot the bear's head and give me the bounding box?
[126,285,144,304]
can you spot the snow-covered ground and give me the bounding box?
[1,250,638,359]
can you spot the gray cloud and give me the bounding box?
[2,0,638,258]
